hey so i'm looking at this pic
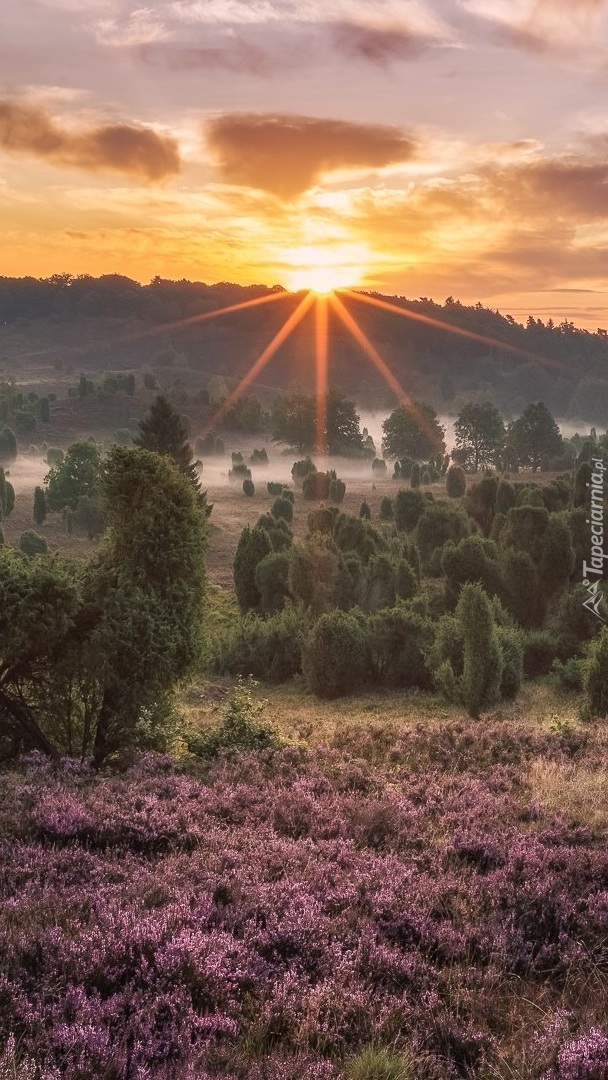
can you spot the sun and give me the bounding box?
[282,244,368,295]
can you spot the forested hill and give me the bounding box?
[1,275,607,423]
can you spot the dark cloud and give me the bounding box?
[206,113,416,198]
[330,21,435,64]
[0,101,180,181]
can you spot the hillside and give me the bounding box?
[2,275,608,424]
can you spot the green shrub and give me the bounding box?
[551,656,584,692]
[495,478,516,515]
[233,525,272,612]
[329,478,346,503]
[303,610,369,698]
[379,496,394,521]
[583,626,608,718]
[446,463,466,498]
[229,462,251,483]
[367,606,433,687]
[291,457,316,487]
[267,481,284,497]
[249,448,268,465]
[243,478,255,497]
[410,462,421,489]
[192,678,283,758]
[395,559,417,601]
[394,489,425,532]
[271,496,293,523]
[211,608,306,682]
[281,488,295,503]
[254,551,291,614]
[496,625,524,699]
[46,447,64,467]
[359,500,371,520]
[18,530,49,556]
[372,458,387,474]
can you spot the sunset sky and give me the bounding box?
[2,0,608,326]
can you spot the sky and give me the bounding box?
[1,0,608,327]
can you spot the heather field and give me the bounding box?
[2,715,608,1080]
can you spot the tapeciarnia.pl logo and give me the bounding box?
[582,456,607,621]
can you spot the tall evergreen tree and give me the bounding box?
[135,395,212,515]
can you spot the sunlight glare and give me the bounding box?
[284,244,368,295]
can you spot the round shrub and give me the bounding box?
[292,457,317,487]
[19,530,49,556]
[303,610,368,698]
[267,481,284,497]
[243,478,255,497]
[329,478,346,504]
[359,500,371,520]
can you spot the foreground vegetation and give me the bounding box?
[1,700,608,1079]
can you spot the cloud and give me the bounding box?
[0,101,180,181]
[206,113,417,198]
[461,0,607,53]
[136,39,277,74]
[330,21,436,63]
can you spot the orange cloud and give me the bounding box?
[0,101,180,181]
[206,113,416,198]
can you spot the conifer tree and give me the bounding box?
[135,395,212,515]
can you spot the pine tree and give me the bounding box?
[135,395,212,515]
[457,583,503,717]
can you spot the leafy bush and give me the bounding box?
[18,530,49,556]
[243,478,255,497]
[551,656,584,692]
[359,500,371,520]
[210,607,306,681]
[192,679,283,758]
[303,610,369,698]
[267,481,284,496]
[249,448,269,465]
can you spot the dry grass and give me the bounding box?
[528,757,608,829]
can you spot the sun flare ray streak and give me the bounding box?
[330,292,445,455]
[315,295,329,456]
[132,291,288,342]
[202,291,316,437]
[344,289,563,373]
